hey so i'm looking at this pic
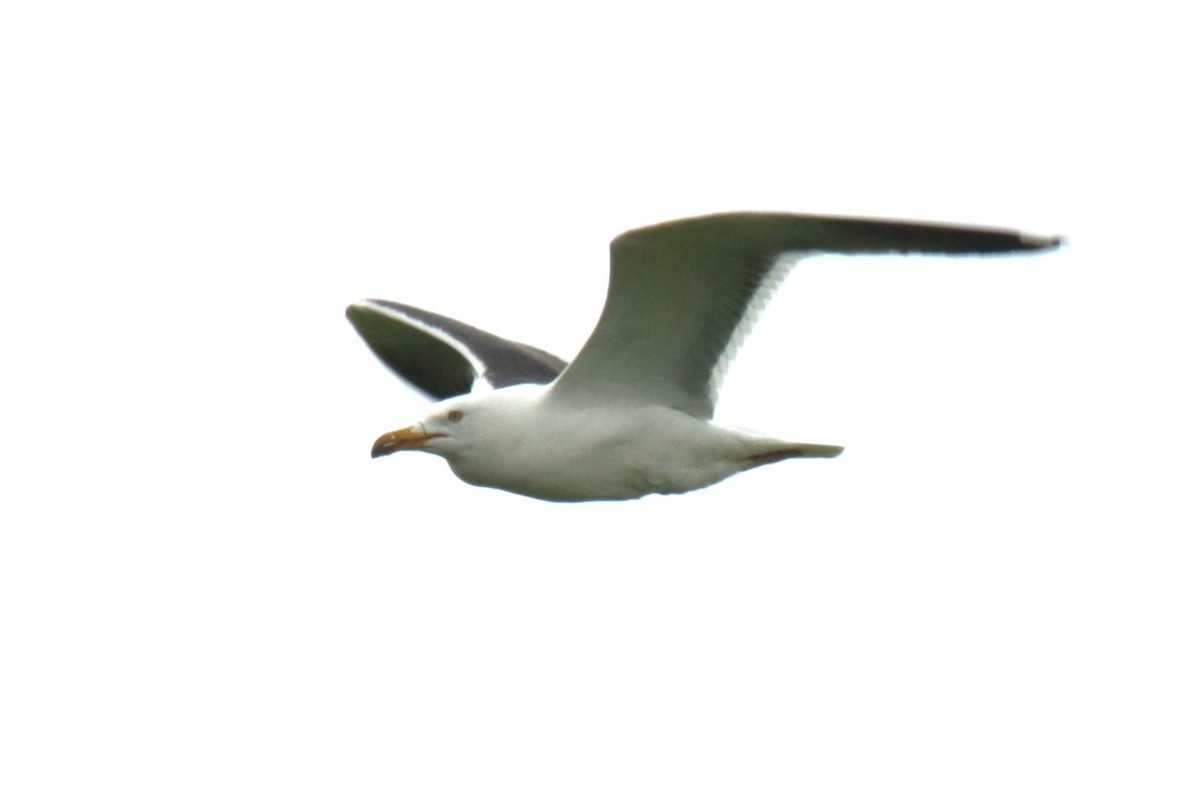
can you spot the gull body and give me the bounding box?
[374,386,842,501]
[348,212,1061,502]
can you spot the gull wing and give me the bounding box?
[546,212,1061,419]
[346,299,567,400]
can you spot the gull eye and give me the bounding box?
[447,410,463,422]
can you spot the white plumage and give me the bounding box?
[347,212,1060,501]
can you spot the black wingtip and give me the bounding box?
[345,299,373,323]
[1019,231,1065,250]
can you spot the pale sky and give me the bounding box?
[3,1,1197,798]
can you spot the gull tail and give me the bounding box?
[745,443,844,468]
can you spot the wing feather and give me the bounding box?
[346,300,567,399]
[546,212,1060,418]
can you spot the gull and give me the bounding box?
[347,212,1060,501]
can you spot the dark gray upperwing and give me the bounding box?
[546,212,1062,419]
[346,299,568,400]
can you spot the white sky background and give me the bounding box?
[3,1,1197,797]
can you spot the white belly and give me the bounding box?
[445,404,771,502]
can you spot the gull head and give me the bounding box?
[369,386,543,462]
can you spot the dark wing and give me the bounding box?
[346,299,568,400]
[546,212,1061,419]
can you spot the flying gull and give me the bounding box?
[347,212,1060,501]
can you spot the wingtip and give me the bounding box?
[1019,231,1065,250]
[346,298,389,324]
